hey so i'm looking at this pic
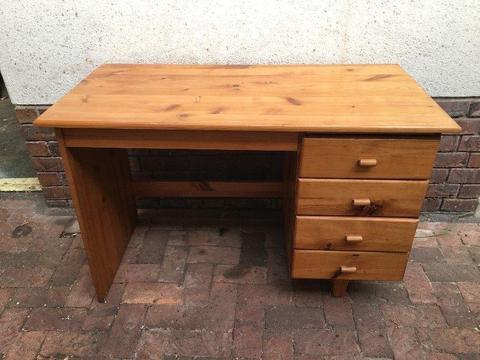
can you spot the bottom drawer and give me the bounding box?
[292,250,408,281]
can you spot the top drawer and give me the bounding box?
[300,136,439,179]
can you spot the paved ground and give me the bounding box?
[0,95,35,178]
[0,194,479,360]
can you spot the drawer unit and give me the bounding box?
[297,178,428,217]
[300,137,439,179]
[292,250,409,280]
[295,216,418,252]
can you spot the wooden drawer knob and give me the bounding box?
[340,266,357,274]
[359,158,377,167]
[345,235,363,243]
[353,198,371,207]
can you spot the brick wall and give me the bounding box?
[15,98,480,213]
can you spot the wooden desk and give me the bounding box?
[35,64,460,300]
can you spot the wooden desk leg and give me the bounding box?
[57,130,137,301]
[332,279,350,297]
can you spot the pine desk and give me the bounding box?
[35,64,460,301]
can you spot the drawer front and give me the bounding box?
[295,216,418,252]
[292,250,408,280]
[300,137,439,179]
[297,179,428,217]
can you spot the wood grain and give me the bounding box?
[35,64,460,134]
[62,128,298,151]
[283,151,300,268]
[297,179,428,217]
[300,136,440,179]
[133,180,282,198]
[295,216,418,251]
[292,249,408,280]
[56,130,137,301]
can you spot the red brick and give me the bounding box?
[184,263,213,289]
[26,141,50,156]
[411,247,444,264]
[137,229,168,264]
[456,117,480,133]
[438,135,459,152]
[459,184,480,198]
[323,296,355,329]
[20,124,55,141]
[23,308,87,331]
[237,284,292,306]
[146,301,235,331]
[403,262,435,303]
[65,265,95,307]
[50,248,86,287]
[459,135,480,151]
[468,153,480,167]
[1,266,54,288]
[187,228,242,248]
[433,283,475,327]
[423,263,480,282]
[457,282,480,304]
[263,329,294,360]
[422,198,442,212]
[0,289,13,312]
[441,198,478,212]
[11,287,68,308]
[214,264,267,284]
[235,302,264,327]
[265,305,325,330]
[47,141,59,156]
[434,152,468,167]
[37,172,62,186]
[426,184,459,197]
[430,168,449,183]
[4,331,46,359]
[426,327,480,354]
[436,99,471,117]
[37,105,50,114]
[293,282,325,307]
[122,283,182,304]
[233,323,263,358]
[40,330,107,358]
[15,106,38,124]
[136,328,232,358]
[382,304,447,328]
[267,246,290,284]
[294,329,360,356]
[353,303,392,358]
[102,304,146,358]
[440,245,474,265]
[158,246,188,283]
[115,263,160,283]
[42,186,71,200]
[470,101,480,117]
[387,326,425,360]
[448,168,480,183]
[187,245,240,265]
[31,157,63,172]
[82,283,125,330]
[45,199,70,207]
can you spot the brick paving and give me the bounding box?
[0,195,479,359]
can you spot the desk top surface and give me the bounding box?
[35,64,459,133]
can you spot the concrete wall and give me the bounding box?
[1,0,479,104]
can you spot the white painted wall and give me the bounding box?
[1,0,479,104]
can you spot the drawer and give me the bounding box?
[292,250,408,280]
[295,216,418,252]
[300,137,439,179]
[297,179,428,217]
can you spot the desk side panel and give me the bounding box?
[56,129,137,301]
